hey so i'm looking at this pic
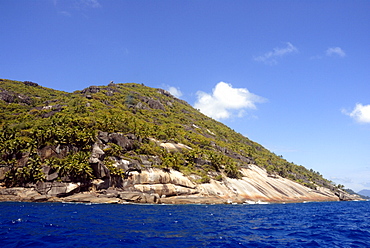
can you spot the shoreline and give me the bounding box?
[0,186,348,205]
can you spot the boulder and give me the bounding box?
[139,155,155,167]
[92,178,110,190]
[111,157,130,170]
[126,168,196,189]
[23,81,39,87]
[118,192,159,203]
[36,182,80,197]
[81,86,100,94]
[89,143,105,163]
[105,91,114,97]
[159,142,191,152]
[0,187,25,196]
[110,175,123,188]
[62,192,120,204]
[31,195,50,202]
[157,89,173,97]
[42,166,51,175]
[109,133,135,151]
[0,89,15,103]
[89,143,110,182]
[135,102,149,110]
[0,187,43,202]
[102,188,120,198]
[147,99,165,110]
[194,157,211,166]
[0,167,10,181]
[90,162,110,179]
[336,191,362,201]
[42,166,59,181]
[98,131,109,143]
[0,89,32,105]
[46,171,59,181]
[39,145,71,159]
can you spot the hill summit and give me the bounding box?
[0,79,360,203]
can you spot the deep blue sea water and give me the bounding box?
[1,201,370,248]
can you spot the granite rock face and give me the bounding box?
[126,166,340,204]
[0,165,360,204]
[0,135,360,204]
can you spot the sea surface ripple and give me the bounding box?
[1,201,369,247]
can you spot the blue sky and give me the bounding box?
[1,0,370,191]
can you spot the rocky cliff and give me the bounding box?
[0,165,359,204]
[0,79,362,204]
[0,140,359,204]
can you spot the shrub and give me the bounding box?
[49,151,94,183]
[224,162,242,179]
[4,153,45,187]
[103,143,123,157]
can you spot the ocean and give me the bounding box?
[1,201,369,247]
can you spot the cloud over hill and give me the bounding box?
[344,103,370,123]
[194,82,266,120]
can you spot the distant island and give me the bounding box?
[357,189,370,199]
[0,79,362,204]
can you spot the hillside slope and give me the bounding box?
[0,79,359,203]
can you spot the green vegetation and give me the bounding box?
[0,79,336,190]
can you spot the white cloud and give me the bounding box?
[59,11,71,17]
[52,0,102,17]
[77,0,101,9]
[167,86,183,98]
[326,47,346,57]
[254,42,298,65]
[194,82,266,120]
[343,103,370,123]
[54,0,101,15]
[331,168,370,192]
[310,46,346,60]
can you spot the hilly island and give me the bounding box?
[0,79,361,204]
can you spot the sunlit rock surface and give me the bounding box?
[0,164,360,204]
[126,166,340,204]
